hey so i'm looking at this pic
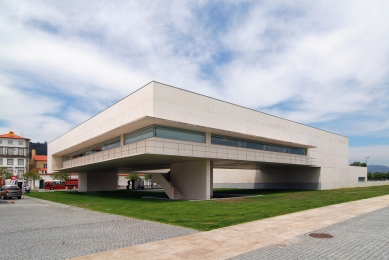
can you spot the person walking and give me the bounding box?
[26,184,30,193]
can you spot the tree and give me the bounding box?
[0,168,13,185]
[50,172,69,182]
[374,172,383,180]
[143,174,152,181]
[1,168,13,179]
[143,174,152,188]
[23,170,42,187]
[350,161,367,167]
[125,174,141,190]
[125,174,142,181]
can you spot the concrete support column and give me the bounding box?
[170,159,212,200]
[206,132,211,145]
[120,134,125,146]
[206,133,213,198]
[78,171,117,192]
[78,172,88,192]
[210,161,213,199]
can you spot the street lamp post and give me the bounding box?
[365,156,370,182]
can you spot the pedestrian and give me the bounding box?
[26,184,30,193]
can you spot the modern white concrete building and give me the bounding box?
[48,81,367,200]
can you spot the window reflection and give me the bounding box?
[211,135,306,156]
[124,126,154,144]
[62,125,306,163]
[63,125,206,162]
[155,126,205,143]
[63,136,120,161]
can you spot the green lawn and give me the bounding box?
[26,186,389,231]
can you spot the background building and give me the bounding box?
[0,131,30,184]
[29,149,48,174]
[29,149,49,188]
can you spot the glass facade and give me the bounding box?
[63,136,120,161]
[124,126,154,144]
[102,137,121,150]
[62,124,306,163]
[124,125,205,144]
[63,125,205,162]
[290,148,306,156]
[211,135,306,156]
[155,126,205,143]
[211,135,244,148]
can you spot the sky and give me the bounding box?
[0,0,388,166]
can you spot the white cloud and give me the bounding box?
[0,1,215,141]
[0,76,73,142]
[219,1,389,126]
[0,20,147,97]
[0,0,388,169]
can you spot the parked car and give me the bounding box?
[0,185,22,199]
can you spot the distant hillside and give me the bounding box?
[368,165,389,173]
[29,141,47,158]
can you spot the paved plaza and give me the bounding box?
[0,194,388,259]
[73,194,389,260]
[229,206,389,260]
[0,196,197,260]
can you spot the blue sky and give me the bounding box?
[0,0,388,166]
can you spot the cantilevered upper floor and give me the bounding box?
[48,81,349,174]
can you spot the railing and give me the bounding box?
[0,153,28,157]
[144,139,316,166]
[52,164,61,171]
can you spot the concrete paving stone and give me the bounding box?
[3,194,389,260]
[0,196,197,260]
[229,206,389,260]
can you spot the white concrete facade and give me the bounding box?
[48,81,366,200]
[170,160,213,200]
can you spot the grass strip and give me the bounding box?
[27,185,389,231]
